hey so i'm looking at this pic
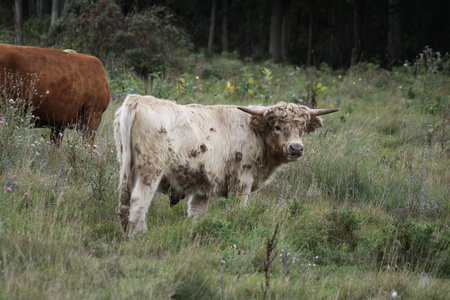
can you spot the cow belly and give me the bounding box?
[157,164,254,204]
[161,163,211,195]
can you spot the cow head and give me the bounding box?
[238,102,338,161]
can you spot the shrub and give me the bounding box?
[376,220,449,276]
[48,1,192,76]
[327,209,361,249]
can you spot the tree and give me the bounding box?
[51,0,60,26]
[386,0,402,66]
[269,0,283,62]
[36,0,43,20]
[307,1,314,66]
[350,0,364,67]
[221,0,229,53]
[14,0,23,45]
[281,0,290,60]
[207,0,217,53]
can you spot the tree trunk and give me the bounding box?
[51,0,60,26]
[386,0,402,65]
[329,0,336,67]
[221,0,229,53]
[36,0,43,20]
[208,0,217,54]
[14,0,23,45]
[350,0,362,67]
[307,3,314,67]
[269,0,283,62]
[281,0,290,61]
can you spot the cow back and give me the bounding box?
[0,43,110,130]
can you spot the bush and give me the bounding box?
[327,209,361,249]
[48,0,192,76]
[376,220,449,276]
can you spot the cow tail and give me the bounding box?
[114,94,140,233]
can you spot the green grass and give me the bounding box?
[1,57,449,299]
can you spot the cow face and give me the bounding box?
[238,102,338,161]
[264,103,315,161]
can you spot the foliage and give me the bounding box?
[3,0,450,70]
[404,47,450,151]
[47,0,192,76]
[376,220,449,276]
[0,70,42,173]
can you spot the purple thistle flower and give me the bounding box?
[6,187,12,192]
[24,193,29,197]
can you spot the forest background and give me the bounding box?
[2,0,450,75]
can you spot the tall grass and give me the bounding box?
[1,56,449,299]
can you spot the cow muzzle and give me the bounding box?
[283,143,304,160]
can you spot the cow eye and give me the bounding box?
[274,125,282,132]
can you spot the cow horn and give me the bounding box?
[237,106,266,116]
[310,108,339,116]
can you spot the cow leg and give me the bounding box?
[84,113,102,144]
[187,193,209,217]
[128,176,162,237]
[118,188,131,235]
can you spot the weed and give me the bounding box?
[0,70,44,171]
[261,223,279,300]
[147,73,176,99]
[279,249,300,277]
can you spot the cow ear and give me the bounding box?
[307,116,323,133]
[249,115,267,132]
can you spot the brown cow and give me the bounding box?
[0,44,110,143]
[114,94,338,237]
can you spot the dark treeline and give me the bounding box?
[2,0,450,70]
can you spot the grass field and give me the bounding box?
[1,54,449,299]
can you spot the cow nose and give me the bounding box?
[288,144,304,155]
